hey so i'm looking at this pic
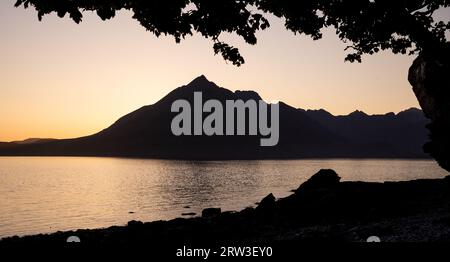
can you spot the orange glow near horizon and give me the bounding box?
[1,3,449,142]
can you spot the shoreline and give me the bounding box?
[2,169,450,245]
[0,154,433,160]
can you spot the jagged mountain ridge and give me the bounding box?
[0,75,429,159]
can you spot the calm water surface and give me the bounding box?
[0,157,448,238]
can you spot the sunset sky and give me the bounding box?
[1,2,449,142]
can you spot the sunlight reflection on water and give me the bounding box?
[0,157,447,238]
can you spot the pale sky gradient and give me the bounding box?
[1,2,449,142]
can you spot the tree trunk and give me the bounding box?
[408,43,450,172]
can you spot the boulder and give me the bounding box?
[127,220,143,227]
[256,193,276,210]
[202,208,221,218]
[296,169,341,192]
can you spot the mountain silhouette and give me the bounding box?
[0,75,429,159]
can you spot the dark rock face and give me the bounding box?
[202,208,221,218]
[408,43,450,172]
[296,169,341,192]
[127,220,144,227]
[256,193,276,210]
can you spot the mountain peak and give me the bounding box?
[306,109,333,116]
[398,107,422,114]
[348,110,368,117]
[396,107,425,121]
[188,75,211,86]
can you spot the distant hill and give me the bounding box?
[11,138,57,145]
[0,75,430,159]
[0,138,56,149]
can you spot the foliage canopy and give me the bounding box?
[14,0,450,65]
